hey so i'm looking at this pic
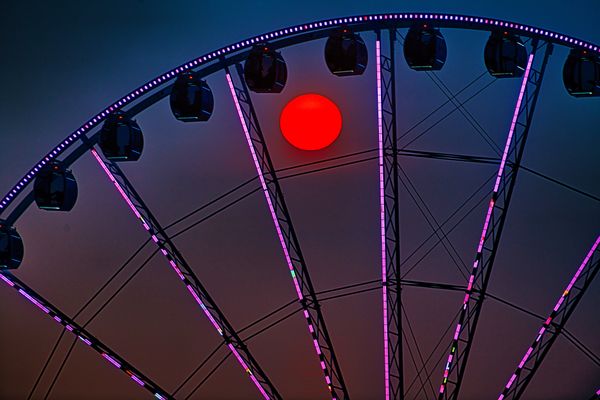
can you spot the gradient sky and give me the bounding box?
[1,1,599,399]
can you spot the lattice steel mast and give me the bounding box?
[376,29,404,400]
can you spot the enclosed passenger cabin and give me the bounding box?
[244,45,287,93]
[484,31,527,78]
[0,221,23,269]
[563,49,600,97]
[324,28,368,76]
[170,72,214,122]
[99,113,144,161]
[34,161,78,211]
[403,25,447,71]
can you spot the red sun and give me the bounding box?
[280,93,342,150]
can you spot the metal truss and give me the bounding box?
[499,235,600,400]
[376,29,404,400]
[89,148,281,400]
[225,63,349,399]
[438,39,554,400]
[0,271,171,399]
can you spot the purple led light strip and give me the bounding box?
[1,13,598,217]
[498,235,600,400]
[439,52,536,396]
[0,271,170,399]
[225,72,336,398]
[225,73,305,301]
[376,38,391,400]
[90,148,270,400]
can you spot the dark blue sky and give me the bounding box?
[1,1,599,399]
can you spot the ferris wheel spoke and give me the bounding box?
[0,271,171,399]
[499,235,600,400]
[225,63,349,399]
[89,149,281,400]
[376,29,404,400]
[438,39,554,400]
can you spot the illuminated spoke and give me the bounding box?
[226,64,349,399]
[498,236,600,400]
[0,12,598,400]
[438,40,554,400]
[377,30,404,400]
[90,149,281,400]
[0,271,171,399]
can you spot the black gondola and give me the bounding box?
[484,31,527,78]
[34,161,78,211]
[324,28,368,76]
[170,72,214,122]
[563,48,600,97]
[99,113,144,161]
[244,44,287,93]
[0,221,23,270]
[403,25,447,71]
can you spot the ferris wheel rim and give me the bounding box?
[1,11,599,220]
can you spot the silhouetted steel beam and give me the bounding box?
[438,39,553,400]
[376,29,404,400]
[90,148,281,400]
[499,235,600,400]
[226,64,349,399]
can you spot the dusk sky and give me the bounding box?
[1,1,599,399]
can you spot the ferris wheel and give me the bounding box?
[1,12,599,400]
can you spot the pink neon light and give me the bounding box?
[186,284,223,335]
[91,148,270,400]
[78,335,92,346]
[102,353,122,369]
[498,235,600,398]
[2,14,598,216]
[0,276,170,399]
[441,52,536,396]
[18,289,50,313]
[0,273,14,287]
[493,53,535,193]
[453,324,462,340]
[376,38,391,400]
[228,343,269,399]
[91,149,144,222]
[226,71,336,397]
[225,73,304,301]
[131,374,145,387]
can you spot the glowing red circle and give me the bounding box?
[279,93,342,151]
